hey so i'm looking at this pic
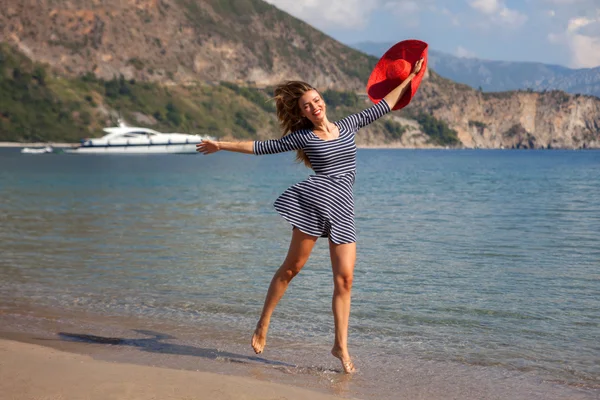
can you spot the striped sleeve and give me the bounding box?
[336,99,391,132]
[253,129,310,155]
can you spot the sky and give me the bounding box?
[264,0,600,69]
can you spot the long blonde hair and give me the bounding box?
[273,81,317,168]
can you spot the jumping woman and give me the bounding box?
[197,51,425,374]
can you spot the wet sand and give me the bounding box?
[0,338,350,400]
[1,298,597,400]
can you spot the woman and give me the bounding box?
[197,58,424,373]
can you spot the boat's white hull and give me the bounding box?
[64,144,198,154]
[21,146,54,154]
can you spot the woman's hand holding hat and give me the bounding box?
[413,58,424,75]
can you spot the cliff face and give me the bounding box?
[400,72,600,149]
[0,0,376,90]
[0,0,599,148]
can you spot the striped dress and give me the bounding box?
[253,99,391,244]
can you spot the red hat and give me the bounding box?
[366,39,428,110]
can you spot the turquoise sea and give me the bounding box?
[0,148,598,399]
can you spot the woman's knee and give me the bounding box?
[278,259,306,281]
[334,273,353,292]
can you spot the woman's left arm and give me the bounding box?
[383,58,424,109]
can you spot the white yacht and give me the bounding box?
[64,120,214,154]
[21,146,54,154]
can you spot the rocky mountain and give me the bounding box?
[0,0,376,90]
[406,72,600,149]
[354,42,600,99]
[0,0,599,149]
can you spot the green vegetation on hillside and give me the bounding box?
[504,123,526,138]
[468,120,488,131]
[1,41,456,146]
[0,44,409,144]
[206,0,273,16]
[219,82,275,113]
[468,120,487,129]
[410,112,459,146]
[0,43,88,142]
[382,120,407,140]
[322,90,360,108]
[0,43,274,141]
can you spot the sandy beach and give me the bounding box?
[0,338,350,400]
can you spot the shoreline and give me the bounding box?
[0,337,349,400]
[1,302,597,400]
[1,141,598,150]
[1,141,436,149]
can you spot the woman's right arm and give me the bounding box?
[196,140,253,155]
[197,130,310,155]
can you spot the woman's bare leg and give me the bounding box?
[251,228,318,354]
[329,240,357,373]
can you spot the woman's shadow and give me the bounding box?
[58,329,295,368]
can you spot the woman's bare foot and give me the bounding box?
[331,347,356,374]
[251,324,267,354]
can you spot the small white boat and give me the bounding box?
[64,120,215,154]
[21,146,54,154]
